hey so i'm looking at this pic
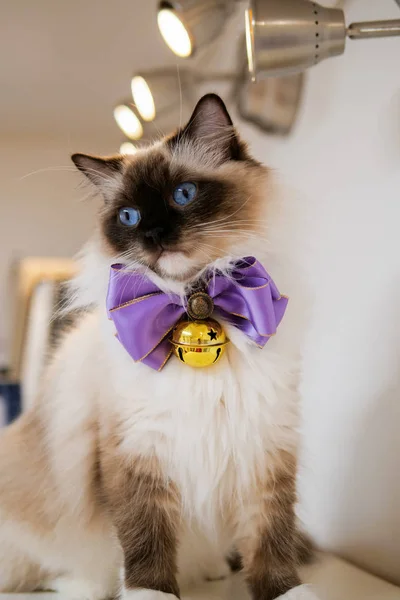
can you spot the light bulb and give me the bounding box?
[131,76,156,121]
[113,105,143,140]
[245,8,255,82]
[120,142,138,155]
[157,9,192,58]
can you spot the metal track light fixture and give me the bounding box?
[246,0,400,80]
[113,0,399,146]
[157,0,400,78]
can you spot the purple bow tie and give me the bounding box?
[106,257,288,371]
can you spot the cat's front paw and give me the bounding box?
[279,585,320,599]
[123,589,178,600]
[263,574,302,600]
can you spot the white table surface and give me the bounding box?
[1,555,399,600]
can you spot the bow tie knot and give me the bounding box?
[106,257,288,371]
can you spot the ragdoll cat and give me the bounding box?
[0,94,309,600]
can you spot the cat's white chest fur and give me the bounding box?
[100,313,299,533]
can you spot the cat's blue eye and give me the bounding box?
[173,182,197,206]
[118,207,140,227]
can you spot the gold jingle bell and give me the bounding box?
[171,318,228,368]
[171,292,228,368]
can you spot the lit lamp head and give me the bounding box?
[238,71,305,136]
[157,0,235,57]
[131,69,196,128]
[130,76,156,121]
[246,0,346,80]
[113,103,143,140]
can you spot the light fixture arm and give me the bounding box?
[347,19,400,39]
[345,0,400,40]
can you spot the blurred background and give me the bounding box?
[0,0,400,593]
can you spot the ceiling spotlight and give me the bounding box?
[113,104,143,139]
[246,0,400,80]
[157,7,192,57]
[120,142,138,155]
[131,76,156,121]
[246,0,345,80]
[157,0,235,57]
[131,69,196,126]
[238,72,304,136]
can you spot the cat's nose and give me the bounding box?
[144,226,164,244]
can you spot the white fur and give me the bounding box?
[280,585,320,600]
[0,176,309,598]
[157,250,201,278]
[46,576,114,600]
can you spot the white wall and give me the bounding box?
[0,134,117,365]
[242,0,400,585]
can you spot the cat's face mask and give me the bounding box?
[72,94,268,281]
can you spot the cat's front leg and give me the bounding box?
[237,450,301,600]
[101,452,180,600]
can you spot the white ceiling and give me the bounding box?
[1,0,204,139]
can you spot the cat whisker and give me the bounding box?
[186,196,253,228]
[21,165,117,187]
[189,219,271,230]
[20,165,80,180]
[189,220,265,231]
[195,246,215,262]
[177,65,183,133]
[196,238,260,257]
[199,229,267,240]
[74,189,98,204]
[77,167,117,185]
[190,218,269,226]
[190,223,269,235]
[194,220,268,230]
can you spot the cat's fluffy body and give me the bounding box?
[0,95,307,600]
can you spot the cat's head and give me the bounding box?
[72,94,268,282]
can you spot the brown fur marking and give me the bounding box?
[294,529,315,566]
[0,414,59,532]
[101,452,180,597]
[238,451,301,600]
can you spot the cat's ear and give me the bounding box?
[71,153,124,201]
[184,94,233,141]
[173,94,246,162]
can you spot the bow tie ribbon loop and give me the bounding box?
[106,257,288,371]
